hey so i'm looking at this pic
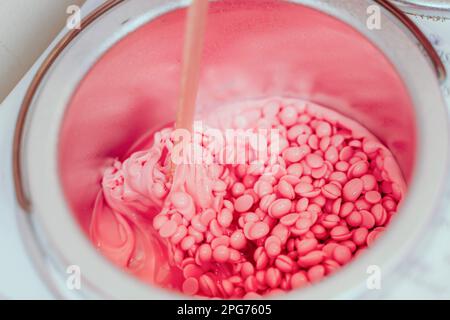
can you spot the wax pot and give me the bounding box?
[14,0,449,298]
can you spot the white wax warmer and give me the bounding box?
[7,0,450,298]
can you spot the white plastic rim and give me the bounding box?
[20,0,449,299]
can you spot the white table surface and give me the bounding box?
[0,0,85,103]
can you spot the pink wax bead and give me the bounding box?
[361,174,377,191]
[243,175,258,189]
[348,160,369,178]
[280,213,300,226]
[291,272,309,289]
[284,146,308,163]
[339,202,355,218]
[213,245,230,263]
[277,180,295,199]
[296,198,309,212]
[268,199,292,218]
[248,222,270,240]
[335,161,349,172]
[211,235,230,249]
[294,182,314,196]
[323,259,341,274]
[183,264,203,279]
[341,240,357,253]
[271,224,289,244]
[232,182,245,197]
[241,261,255,277]
[339,146,354,162]
[254,248,269,270]
[333,245,352,265]
[265,236,282,258]
[346,211,362,227]
[209,219,223,237]
[325,146,339,163]
[181,235,196,251]
[352,227,369,246]
[298,250,324,268]
[275,255,295,273]
[159,220,178,238]
[265,267,282,288]
[171,225,188,244]
[182,277,199,296]
[244,276,259,292]
[221,279,235,297]
[363,138,381,153]
[330,225,351,241]
[254,180,273,197]
[321,214,340,229]
[316,121,332,138]
[332,198,342,215]
[306,153,324,169]
[371,204,387,225]
[329,171,347,185]
[199,274,219,297]
[343,178,363,201]
[383,197,397,211]
[311,165,327,179]
[360,210,376,229]
[331,134,344,147]
[280,174,301,186]
[307,265,325,283]
[308,135,319,150]
[287,163,304,177]
[227,249,240,263]
[321,183,342,199]
[296,238,318,256]
[235,194,254,213]
[198,244,212,262]
[230,230,247,250]
[288,124,310,140]
[279,106,298,126]
[189,226,204,243]
[365,190,381,204]
[218,208,233,228]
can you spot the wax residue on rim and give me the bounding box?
[89,98,406,298]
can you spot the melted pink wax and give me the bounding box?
[89,98,406,298]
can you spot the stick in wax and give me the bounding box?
[170,0,208,175]
[176,0,209,132]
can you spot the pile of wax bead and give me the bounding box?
[93,98,405,298]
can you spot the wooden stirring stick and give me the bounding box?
[170,0,209,176]
[176,0,209,132]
